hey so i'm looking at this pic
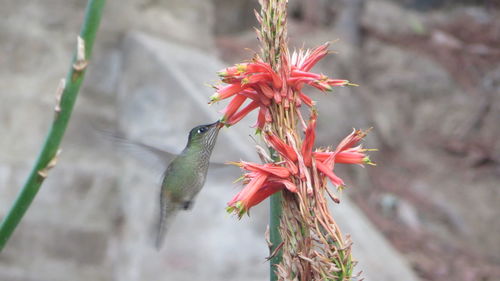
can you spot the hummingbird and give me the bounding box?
[155,120,222,249]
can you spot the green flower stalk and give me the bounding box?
[0,0,106,251]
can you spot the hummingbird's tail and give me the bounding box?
[155,201,177,250]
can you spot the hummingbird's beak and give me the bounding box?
[215,120,224,129]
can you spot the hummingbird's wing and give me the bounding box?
[98,129,230,170]
[116,138,231,170]
[115,137,176,165]
[96,129,177,175]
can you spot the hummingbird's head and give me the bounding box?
[187,120,221,150]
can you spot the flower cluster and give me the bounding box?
[210,44,373,217]
[227,124,373,217]
[226,161,297,218]
[211,44,354,131]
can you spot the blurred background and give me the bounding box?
[1,0,499,280]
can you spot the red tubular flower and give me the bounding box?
[227,161,298,217]
[315,159,344,188]
[227,172,269,214]
[210,83,248,102]
[242,73,272,85]
[259,94,271,106]
[335,150,369,165]
[301,110,317,167]
[250,61,282,88]
[232,161,291,178]
[312,129,374,188]
[311,81,333,92]
[220,76,244,84]
[291,70,323,79]
[265,132,298,162]
[327,79,350,87]
[269,178,298,193]
[258,83,275,99]
[264,107,272,122]
[213,43,353,128]
[273,90,282,103]
[252,106,272,131]
[239,89,258,99]
[298,91,314,107]
[245,61,273,74]
[336,145,375,165]
[335,129,367,153]
[321,129,366,167]
[314,148,373,165]
[312,152,329,162]
[221,94,247,122]
[217,63,248,77]
[298,43,329,72]
[217,68,238,78]
[256,107,266,132]
[228,181,282,218]
[226,100,260,125]
[241,182,281,210]
[287,77,316,88]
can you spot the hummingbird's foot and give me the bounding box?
[182,200,193,210]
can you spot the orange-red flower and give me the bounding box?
[225,100,260,125]
[264,132,298,162]
[211,43,353,131]
[231,161,291,178]
[220,93,247,123]
[294,43,329,72]
[314,147,374,166]
[321,129,369,167]
[215,44,374,214]
[227,161,298,217]
[312,129,374,188]
[227,127,374,213]
[227,180,284,218]
[301,110,317,167]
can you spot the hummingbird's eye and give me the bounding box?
[197,126,208,134]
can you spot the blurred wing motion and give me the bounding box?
[98,129,227,169]
[96,129,176,173]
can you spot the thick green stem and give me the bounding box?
[269,191,283,281]
[0,0,106,251]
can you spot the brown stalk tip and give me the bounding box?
[266,241,284,261]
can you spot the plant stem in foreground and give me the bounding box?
[0,0,106,251]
